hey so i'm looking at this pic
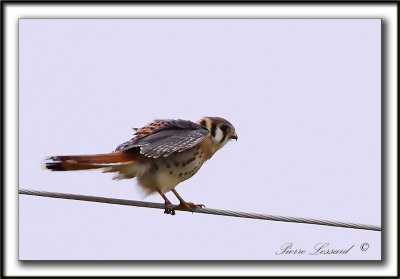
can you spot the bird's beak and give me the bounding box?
[230,133,238,141]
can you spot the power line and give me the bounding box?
[19,189,381,232]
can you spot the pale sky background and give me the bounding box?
[19,19,381,260]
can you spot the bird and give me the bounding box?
[45,117,238,215]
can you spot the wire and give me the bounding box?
[19,189,381,232]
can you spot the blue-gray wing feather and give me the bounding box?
[114,119,209,158]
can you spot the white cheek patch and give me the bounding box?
[213,127,224,143]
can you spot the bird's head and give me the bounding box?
[197,116,238,150]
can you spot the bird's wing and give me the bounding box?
[114,119,210,158]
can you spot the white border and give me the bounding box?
[5,3,397,277]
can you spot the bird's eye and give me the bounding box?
[220,124,228,132]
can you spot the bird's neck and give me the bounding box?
[199,136,222,160]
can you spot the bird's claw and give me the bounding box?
[187,202,205,209]
[163,202,205,215]
[164,208,176,215]
[163,200,175,215]
[173,202,206,212]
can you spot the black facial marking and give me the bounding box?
[219,133,227,144]
[174,162,179,167]
[179,173,183,176]
[200,120,206,127]
[211,122,217,137]
[184,172,188,175]
[220,124,228,132]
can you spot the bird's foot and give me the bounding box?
[173,201,205,213]
[188,202,206,209]
[163,201,176,215]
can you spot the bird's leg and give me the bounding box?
[171,189,205,212]
[158,190,175,215]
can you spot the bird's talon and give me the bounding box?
[171,202,205,212]
[163,208,176,215]
[187,202,205,209]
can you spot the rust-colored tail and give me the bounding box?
[45,152,139,171]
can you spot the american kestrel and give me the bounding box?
[46,117,238,214]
